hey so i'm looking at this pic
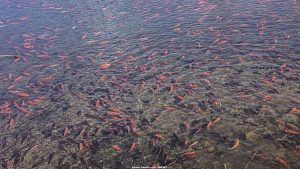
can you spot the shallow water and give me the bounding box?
[0,0,300,168]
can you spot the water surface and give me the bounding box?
[0,0,300,168]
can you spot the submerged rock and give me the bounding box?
[282,114,299,125]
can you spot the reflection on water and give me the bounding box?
[0,0,300,168]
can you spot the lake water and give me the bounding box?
[0,0,299,168]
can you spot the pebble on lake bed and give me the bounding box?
[282,114,299,125]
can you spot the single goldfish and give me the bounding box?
[99,63,110,69]
[112,145,122,151]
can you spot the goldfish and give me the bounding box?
[279,63,287,73]
[184,122,190,130]
[19,107,30,114]
[9,90,30,97]
[275,157,288,168]
[271,74,276,82]
[99,63,110,69]
[95,99,100,108]
[112,145,122,151]
[99,74,106,80]
[41,75,54,82]
[203,71,212,77]
[63,127,70,136]
[81,32,88,40]
[284,129,300,135]
[188,141,198,149]
[79,143,84,151]
[164,50,168,55]
[289,107,298,113]
[173,27,181,33]
[203,79,211,85]
[157,75,166,81]
[154,133,164,140]
[182,151,197,158]
[175,95,184,101]
[130,143,137,151]
[60,83,64,91]
[7,84,16,90]
[212,117,221,125]
[13,75,24,83]
[9,118,14,129]
[23,42,34,49]
[263,95,272,101]
[229,139,240,150]
[19,16,29,21]
[162,106,175,111]
[206,121,213,130]
[261,80,272,85]
[187,83,198,88]
[83,139,90,149]
[169,84,174,92]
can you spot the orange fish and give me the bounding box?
[182,151,197,158]
[187,83,198,88]
[9,90,30,97]
[0,102,10,109]
[130,143,137,151]
[99,74,106,80]
[162,106,175,111]
[112,145,122,151]
[39,76,54,83]
[19,16,29,21]
[261,80,272,85]
[29,98,45,106]
[82,32,88,40]
[175,95,184,101]
[28,144,38,153]
[13,76,24,83]
[284,129,300,135]
[154,133,164,140]
[99,63,110,69]
[21,101,26,107]
[229,139,240,150]
[79,128,85,136]
[95,99,100,108]
[271,74,276,82]
[79,143,84,151]
[130,118,137,133]
[19,107,30,114]
[203,71,212,77]
[289,107,298,113]
[275,157,288,168]
[206,121,213,130]
[164,50,168,55]
[63,127,70,136]
[9,118,14,129]
[188,141,198,149]
[169,84,174,92]
[203,79,211,85]
[83,139,90,149]
[21,72,31,76]
[239,56,244,63]
[23,42,34,49]
[279,63,286,73]
[7,84,16,90]
[157,75,166,81]
[263,95,272,101]
[212,117,221,124]
[184,122,190,130]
